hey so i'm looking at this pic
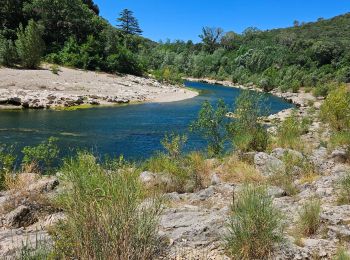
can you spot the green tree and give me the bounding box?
[15,19,45,69]
[117,9,143,35]
[190,99,228,156]
[0,35,17,66]
[199,27,224,53]
[228,90,269,152]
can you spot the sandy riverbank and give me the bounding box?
[0,66,198,109]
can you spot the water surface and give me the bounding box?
[0,82,293,159]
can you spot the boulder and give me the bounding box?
[254,152,285,177]
[271,148,303,160]
[5,206,37,228]
[330,148,348,163]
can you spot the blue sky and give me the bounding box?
[94,0,350,42]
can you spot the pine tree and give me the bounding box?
[117,9,142,35]
[15,19,45,69]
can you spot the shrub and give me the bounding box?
[190,99,229,156]
[297,199,321,236]
[161,133,187,159]
[218,156,263,184]
[21,137,59,173]
[52,152,162,259]
[0,145,16,190]
[338,171,350,205]
[275,111,307,150]
[334,247,350,260]
[15,20,45,69]
[50,64,60,75]
[185,151,211,189]
[229,90,269,152]
[225,185,283,259]
[0,36,17,66]
[320,86,350,132]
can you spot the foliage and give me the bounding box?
[334,247,350,260]
[190,99,228,156]
[275,111,310,150]
[0,145,16,190]
[15,19,45,69]
[52,152,162,259]
[21,137,59,173]
[321,86,350,132]
[0,35,17,66]
[338,171,350,205]
[117,9,143,35]
[199,27,224,53]
[50,64,59,75]
[152,67,183,84]
[225,185,283,259]
[297,199,321,236]
[228,90,269,152]
[161,133,187,159]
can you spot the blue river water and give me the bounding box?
[0,81,293,160]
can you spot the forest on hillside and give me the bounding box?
[1,0,350,95]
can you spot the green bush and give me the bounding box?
[161,133,187,159]
[225,185,283,259]
[229,90,269,152]
[338,171,350,205]
[334,247,350,260]
[0,36,17,66]
[275,111,309,150]
[21,137,59,173]
[0,145,16,190]
[15,20,45,69]
[321,86,350,132]
[297,199,321,236]
[190,99,229,156]
[52,152,162,259]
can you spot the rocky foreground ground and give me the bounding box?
[1,87,349,259]
[0,66,197,109]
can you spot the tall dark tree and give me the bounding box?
[117,9,142,35]
[82,0,100,15]
[199,27,223,53]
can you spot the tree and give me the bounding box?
[15,19,45,68]
[82,0,99,15]
[220,31,240,51]
[228,90,269,152]
[199,27,224,53]
[190,99,228,156]
[117,9,142,35]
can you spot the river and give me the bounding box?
[0,81,294,159]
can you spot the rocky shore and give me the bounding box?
[0,67,197,110]
[1,80,349,259]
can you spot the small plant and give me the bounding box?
[334,247,350,260]
[50,64,60,75]
[297,199,321,236]
[52,152,163,259]
[0,145,16,190]
[161,133,187,159]
[218,155,263,184]
[225,185,283,259]
[275,111,308,150]
[338,171,350,205]
[21,137,60,173]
